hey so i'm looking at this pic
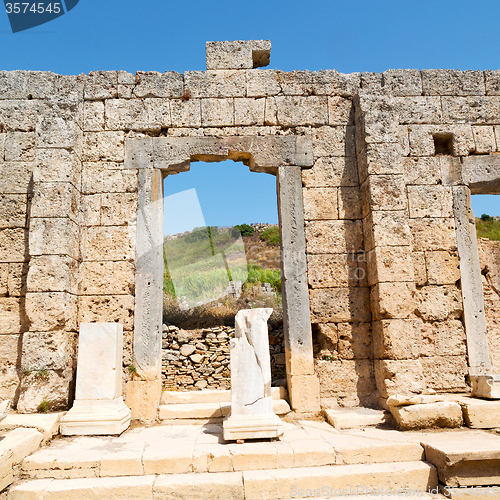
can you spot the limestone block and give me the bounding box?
[0,99,40,132]
[420,320,466,357]
[25,292,77,332]
[78,295,134,330]
[425,251,460,285]
[82,163,138,194]
[357,143,404,181]
[311,125,355,158]
[0,297,23,333]
[275,96,328,127]
[472,125,497,153]
[79,261,134,295]
[324,407,391,430]
[0,365,20,401]
[144,98,171,128]
[31,182,80,223]
[247,69,281,97]
[422,69,485,96]
[0,449,13,492]
[302,157,358,188]
[0,70,30,99]
[312,70,361,97]
[101,193,137,226]
[206,40,270,70]
[390,401,463,430]
[421,355,468,392]
[303,187,338,221]
[0,333,21,366]
[305,220,363,254]
[461,398,500,428]
[170,99,202,128]
[337,187,362,220]
[363,210,411,251]
[408,124,475,156]
[365,174,407,211]
[485,70,500,95]
[36,116,81,150]
[373,319,421,360]
[0,162,32,194]
[382,69,422,96]
[375,359,425,399]
[0,427,43,465]
[83,131,125,162]
[359,108,400,145]
[21,331,76,371]
[34,149,81,189]
[29,73,84,104]
[29,218,78,257]
[84,71,118,100]
[316,359,376,405]
[81,226,134,261]
[410,218,457,252]
[5,262,24,297]
[403,156,460,186]
[443,96,500,124]
[310,287,371,323]
[395,96,442,124]
[0,228,27,263]
[201,98,234,127]
[337,322,372,360]
[287,373,321,413]
[0,264,6,296]
[17,367,73,413]
[4,131,35,161]
[277,70,312,95]
[185,70,246,98]
[0,131,4,159]
[234,98,265,126]
[307,253,364,289]
[105,99,149,130]
[417,285,463,321]
[133,71,183,98]
[366,246,414,286]
[0,194,27,228]
[224,308,282,440]
[125,380,162,422]
[411,252,426,286]
[408,186,453,219]
[80,194,100,226]
[264,97,278,125]
[83,101,104,131]
[370,282,416,320]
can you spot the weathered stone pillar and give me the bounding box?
[277,165,320,413]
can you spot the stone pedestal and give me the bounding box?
[223,308,283,441]
[60,323,131,435]
[470,375,500,399]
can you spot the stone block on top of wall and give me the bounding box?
[421,355,468,392]
[417,285,463,321]
[307,253,364,289]
[82,162,138,194]
[407,185,453,219]
[133,71,183,98]
[302,157,359,188]
[27,255,78,294]
[422,69,485,96]
[303,187,338,221]
[170,99,202,128]
[21,331,76,371]
[485,70,500,95]
[382,69,422,96]
[29,218,79,258]
[409,217,457,252]
[185,70,246,98]
[373,319,421,360]
[78,261,135,296]
[366,246,414,286]
[275,96,328,127]
[0,71,29,100]
[201,98,234,127]
[420,319,466,357]
[234,98,265,126]
[311,125,355,158]
[246,69,281,97]
[31,182,80,223]
[311,70,361,98]
[78,295,134,331]
[83,100,104,132]
[34,149,81,189]
[0,162,33,194]
[472,125,497,154]
[310,287,371,323]
[28,73,84,104]
[370,282,416,320]
[0,99,40,132]
[277,70,312,96]
[84,71,118,100]
[206,40,271,70]
[363,210,412,251]
[425,250,460,285]
[442,96,500,124]
[25,291,77,332]
[0,228,27,263]
[0,297,24,333]
[374,359,424,399]
[408,124,475,157]
[81,226,134,262]
[100,193,137,226]
[83,131,125,162]
[4,132,35,161]
[305,220,363,254]
[0,194,27,229]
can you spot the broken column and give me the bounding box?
[223,308,283,441]
[60,323,131,435]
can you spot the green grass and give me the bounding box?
[260,226,280,246]
[476,216,500,241]
[245,264,281,292]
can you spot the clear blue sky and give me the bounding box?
[1,0,499,223]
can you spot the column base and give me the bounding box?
[223,413,283,441]
[60,397,131,435]
[471,375,500,399]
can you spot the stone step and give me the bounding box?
[160,386,287,405]
[19,421,425,480]
[158,399,290,421]
[9,462,437,500]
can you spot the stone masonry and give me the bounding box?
[1,40,500,419]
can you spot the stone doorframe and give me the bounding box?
[124,135,321,419]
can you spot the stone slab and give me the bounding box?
[324,407,393,430]
[0,412,63,440]
[389,401,463,430]
[461,397,500,428]
[160,387,287,405]
[0,427,43,464]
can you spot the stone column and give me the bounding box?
[277,165,320,413]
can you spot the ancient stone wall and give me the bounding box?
[1,41,500,414]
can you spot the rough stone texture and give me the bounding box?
[389,401,463,430]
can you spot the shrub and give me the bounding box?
[476,216,500,241]
[261,226,280,246]
[481,214,493,221]
[232,224,254,237]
